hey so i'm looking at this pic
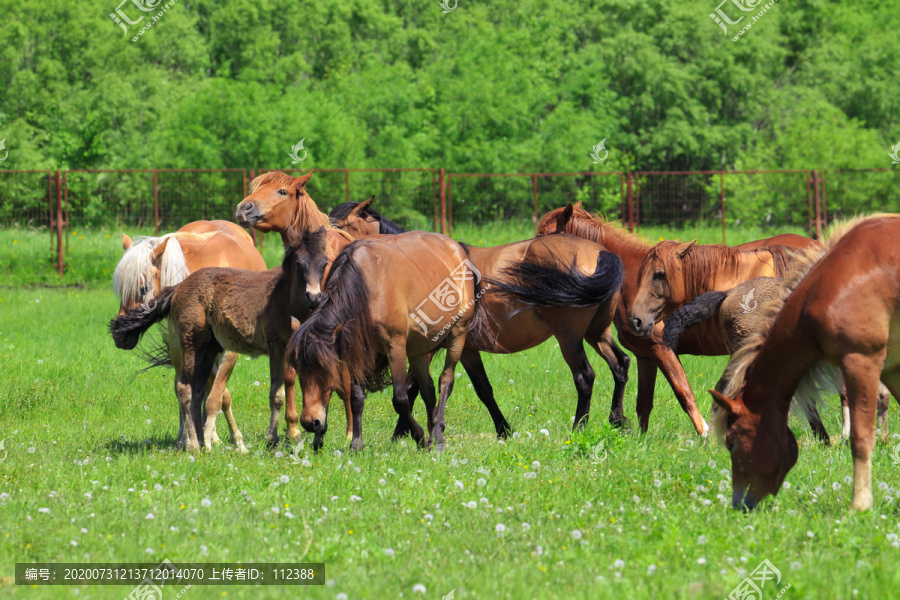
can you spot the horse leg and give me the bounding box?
[348,381,366,452]
[552,331,595,431]
[190,346,219,451]
[800,401,832,446]
[651,344,708,436]
[409,354,437,449]
[203,351,237,451]
[635,357,658,434]
[168,322,186,449]
[343,378,354,443]
[839,384,852,439]
[842,352,885,511]
[220,386,247,453]
[388,344,425,446]
[265,352,286,448]
[877,383,890,441]
[460,348,511,438]
[585,325,630,428]
[283,365,301,442]
[393,370,421,440]
[433,332,469,451]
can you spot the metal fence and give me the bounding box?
[1,167,896,276]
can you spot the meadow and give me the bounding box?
[1,220,898,599]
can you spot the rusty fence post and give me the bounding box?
[812,169,822,240]
[345,169,350,204]
[153,170,159,236]
[439,168,447,236]
[626,172,635,233]
[55,170,64,277]
[532,174,539,224]
[720,172,726,245]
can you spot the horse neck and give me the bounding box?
[326,231,352,262]
[291,196,332,232]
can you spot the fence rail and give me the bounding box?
[1,167,897,276]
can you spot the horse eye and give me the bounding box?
[653,270,666,281]
[278,189,288,196]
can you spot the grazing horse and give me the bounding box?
[663,277,891,443]
[113,220,267,452]
[330,199,629,436]
[536,203,818,436]
[111,227,354,451]
[288,232,480,451]
[711,215,900,511]
[627,239,813,337]
[235,170,359,440]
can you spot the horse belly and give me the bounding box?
[210,319,268,357]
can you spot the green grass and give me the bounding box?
[1,221,896,599]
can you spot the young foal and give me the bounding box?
[289,232,480,451]
[711,215,900,511]
[111,227,346,451]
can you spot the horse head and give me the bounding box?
[629,239,696,336]
[330,197,380,239]
[710,389,798,511]
[113,234,173,315]
[284,225,328,310]
[237,171,314,232]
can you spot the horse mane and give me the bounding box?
[287,243,389,392]
[281,227,327,272]
[714,215,895,421]
[329,201,407,235]
[113,235,187,306]
[249,171,353,242]
[537,205,650,252]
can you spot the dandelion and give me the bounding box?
[707,460,716,468]
[653,479,662,487]
[146,419,152,425]
[522,522,530,531]
[508,379,514,385]
[815,486,824,495]
[467,501,477,509]
[539,429,550,437]
[495,523,507,534]
[70,540,78,547]
[613,559,625,570]
[480,497,489,505]
[571,530,583,540]
[201,498,212,508]
[632,495,640,503]
[783,481,792,489]
[84,493,92,500]
[274,452,284,459]
[535,545,544,556]
[253,381,261,387]
[333,450,342,458]
[37,359,43,364]
[350,495,362,502]
[647,564,656,575]
[833,482,841,491]
[146,513,154,520]
[477,478,487,487]
[38,507,50,514]
[28,447,35,454]
[271,507,280,515]
[697,535,707,544]
[879,482,889,491]
[280,475,290,484]
[337,594,349,600]
[81,528,88,534]
[384,548,395,558]
[697,557,707,565]
[0,493,9,502]
[791,562,802,570]
[379,478,387,485]
[154,484,162,492]
[331,496,339,502]
[844,476,852,485]
[145,548,154,555]
[512,432,521,439]
[531,461,541,470]
[200,545,208,555]
[285,512,294,519]
[523,472,537,479]
[701,499,712,507]
[807,531,815,539]
[454,480,464,490]
[424,513,433,521]
[412,584,426,594]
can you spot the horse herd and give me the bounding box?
[109,170,900,513]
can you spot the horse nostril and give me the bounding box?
[241,203,253,215]
[631,317,643,331]
[313,419,323,431]
[306,293,320,308]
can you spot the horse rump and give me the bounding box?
[109,286,175,350]
[486,250,624,310]
[662,291,727,350]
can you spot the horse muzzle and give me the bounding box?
[629,315,654,337]
[236,202,261,227]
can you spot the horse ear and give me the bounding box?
[285,226,301,246]
[709,390,743,416]
[354,197,375,216]
[294,171,314,190]
[573,200,583,210]
[151,237,170,262]
[333,323,343,340]
[122,234,133,250]
[557,203,574,227]
[675,240,697,258]
[290,316,301,331]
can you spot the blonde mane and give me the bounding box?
[247,171,353,242]
[113,235,188,307]
[719,213,896,402]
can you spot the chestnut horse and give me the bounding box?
[536,203,819,436]
[235,171,359,440]
[111,227,354,451]
[330,199,630,436]
[288,232,480,451]
[710,214,900,511]
[113,220,267,452]
[663,276,891,444]
[628,239,815,336]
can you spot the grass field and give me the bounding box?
[1,220,897,599]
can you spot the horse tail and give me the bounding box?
[109,287,175,350]
[288,245,389,392]
[485,250,624,310]
[662,291,727,350]
[135,325,175,371]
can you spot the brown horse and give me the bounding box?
[235,171,358,440]
[330,199,630,436]
[288,231,480,451]
[711,215,900,511]
[663,276,891,443]
[113,220,267,451]
[111,227,353,451]
[536,203,819,435]
[628,239,815,337]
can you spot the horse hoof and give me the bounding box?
[350,440,364,452]
[287,427,302,442]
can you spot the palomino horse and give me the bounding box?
[330,199,629,436]
[111,227,357,451]
[113,220,267,452]
[662,277,891,443]
[710,215,900,511]
[535,203,820,436]
[288,232,480,451]
[235,171,359,440]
